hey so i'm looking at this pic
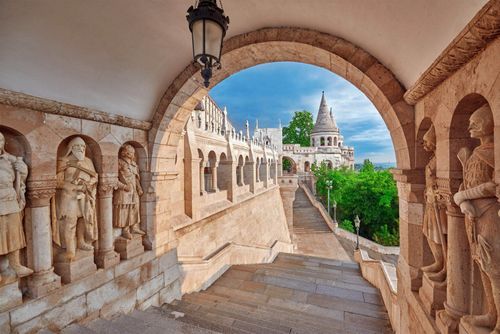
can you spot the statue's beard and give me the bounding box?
[73,150,85,161]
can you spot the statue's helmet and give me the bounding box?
[65,136,86,157]
[469,104,493,138]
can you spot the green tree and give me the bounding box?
[282,111,314,147]
[313,160,399,246]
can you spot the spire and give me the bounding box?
[279,119,282,129]
[312,92,338,134]
[255,119,259,130]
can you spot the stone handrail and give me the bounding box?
[354,249,399,333]
[178,240,292,293]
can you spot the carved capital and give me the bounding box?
[27,179,57,207]
[98,180,118,198]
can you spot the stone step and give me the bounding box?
[204,278,389,323]
[61,324,97,334]
[183,291,390,334]
[222,266,382,299]
[159,253,393,334]
[86,310,221,334]
[181,293,356,334]
[163,302,256,333]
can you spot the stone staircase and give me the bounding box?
[293,187,331,234]
[163,252,392,333]
[58,252,392,333]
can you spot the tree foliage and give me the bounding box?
[312,159,399,246]
[282,111,314,147]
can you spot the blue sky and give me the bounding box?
[210,62,395,163]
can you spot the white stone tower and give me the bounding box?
[310,91,343,148]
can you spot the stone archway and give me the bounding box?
[149,27,415,174]
[282,156,297,175]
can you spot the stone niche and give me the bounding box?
[401,36,500,334]
[0,105,182,333]
[113,142,148,260]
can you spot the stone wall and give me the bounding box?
[0,105,184,333]
[397,36,500,334]
[1,249,180,333]
[175,186,293,292]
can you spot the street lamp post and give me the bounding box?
[332,200,337,225]
[354,215,361,250]
[326,180,333,216]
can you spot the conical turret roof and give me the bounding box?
[312,92,338,134]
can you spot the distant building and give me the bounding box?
[277,92,354,173]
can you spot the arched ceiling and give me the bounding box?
[0,0,487,121]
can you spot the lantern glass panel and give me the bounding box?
[192,19,223,65]
[205,19,223,60]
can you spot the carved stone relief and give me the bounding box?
[453,104,500,333]
[0,131,33,284]
[113,144,145,260]
[113,144,145,238]
[53,137,98,261]
[420,125,447,283]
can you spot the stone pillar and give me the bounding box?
[273,160,278,185]
[211,163,218,192]
[184,158,201,218]
[278,176,298,245]
[224,160,236,202]
[256,161,260,182]
[240,163,245,186]
[249,161,256,193]
[95,179,120,268]
[199,163,205,194]
[391,169,427,334]
[436,202,470,334]
[26,180,61,298]
[263,162,269,188]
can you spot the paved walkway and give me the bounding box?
[293,187,352,262]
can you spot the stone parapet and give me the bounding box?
[1,249,181,333]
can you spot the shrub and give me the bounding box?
[339,219,355,233]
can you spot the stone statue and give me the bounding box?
[0,132,33,283]
[453,104,500,333]
[420,125,447,283]
[53,137,98,261]
[113,144,145,239]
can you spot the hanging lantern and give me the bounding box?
[187,0,229,88]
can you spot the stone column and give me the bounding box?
[273,160,278,184]
[249,161,256,193]
[436,201,470,334]
[26,180,61,298]
[256,160,260,182]
[240,163,245,186]
[95,178,120,268]
[211,163,218,192]
[263,162,269,188]
[278,176,298,245]
[199,163,205,194]
[184,158,201,218]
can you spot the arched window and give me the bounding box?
[320,137,325,146]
